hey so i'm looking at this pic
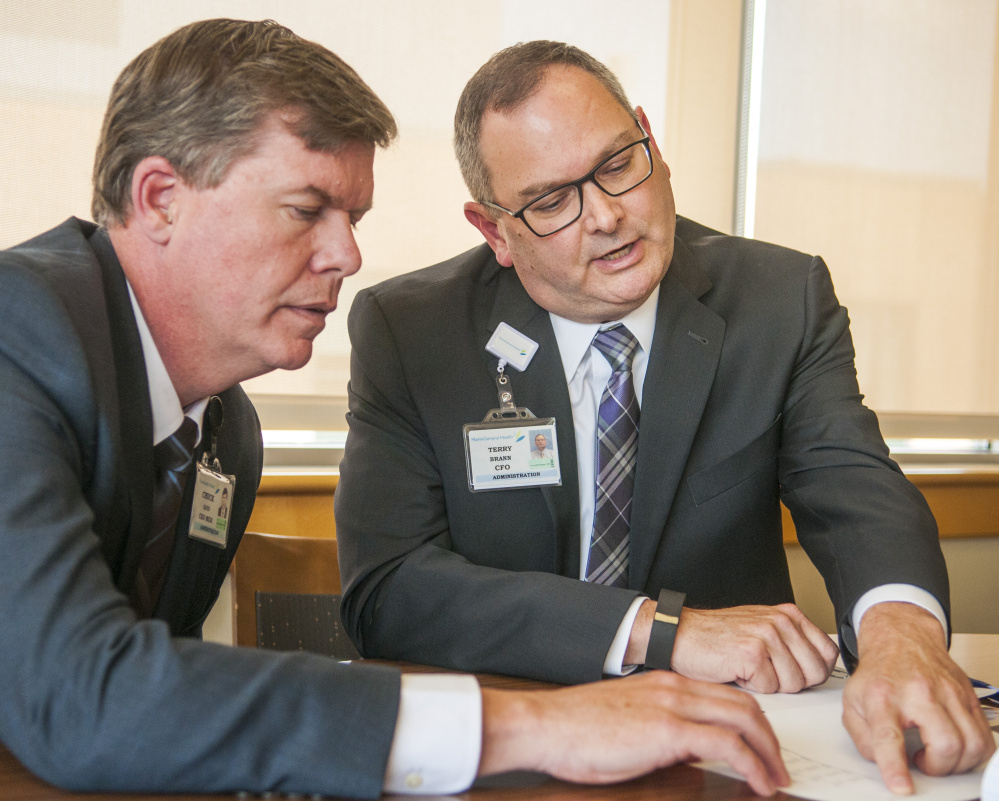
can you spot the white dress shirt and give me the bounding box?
[547,286,947,674]
[127,284,482,794]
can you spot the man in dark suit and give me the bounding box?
[0,20,793,800]
[336,41,994,794]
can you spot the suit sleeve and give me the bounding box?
[776,257,948,661]
[0,266,399,798]
[336,288,640,685]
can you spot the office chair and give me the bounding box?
[231,531,359,660]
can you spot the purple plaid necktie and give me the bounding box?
[130,417,198,617]
[586,325,640,588]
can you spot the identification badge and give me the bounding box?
[188,462,235,548]
[464,420,561,491]
[463,360,561,491]
[187,395,233,548]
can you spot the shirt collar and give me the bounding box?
[126,281,207,446]
[549,284,660,384]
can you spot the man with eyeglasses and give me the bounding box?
[336,41,993,793]
[481,134,654,239]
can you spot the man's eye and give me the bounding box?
[292,206,321,220]
[601,155,632,176]
[532,189,572,216]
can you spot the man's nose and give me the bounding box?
[312,211,362,276]
[580,180,622,234]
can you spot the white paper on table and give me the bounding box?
[695,675,998,801]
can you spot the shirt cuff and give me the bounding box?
[383,673,481,794]
[851,583,948,639]
[603,596,648,676]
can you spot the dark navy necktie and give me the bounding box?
[130,417,198,617]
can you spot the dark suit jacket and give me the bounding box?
[336,216,948,685]
[0,219,398,798]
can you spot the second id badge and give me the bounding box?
[188,462,235,548]
[463,361,562,492]
[187,395,234,548]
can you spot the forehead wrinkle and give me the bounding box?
[291,184,372,214]
[513,126,640,204]
[298,185,332,203]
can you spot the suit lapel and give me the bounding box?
[90,229,156,596]
[485,265,581,577]
[630,238,725,591]
[40,221,131,573]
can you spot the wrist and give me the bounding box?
[856,602,946,659]
[478,689,543,777]
[624,598,657,665]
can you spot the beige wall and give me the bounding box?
[755,163,995,414]
[0,95,105,247]
[752,1,999,415]
[663,0,743,234]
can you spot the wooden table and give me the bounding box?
[2,634,996,801]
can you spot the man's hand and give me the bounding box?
[478,671,790,796]
[656,603,839,693]
[843,602,995,795]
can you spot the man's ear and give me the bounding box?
[635,106,670,178]
[464,202,514,267]
[129,156,178,245]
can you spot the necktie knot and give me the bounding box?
[155,417,198,474]
[592,325,639,374]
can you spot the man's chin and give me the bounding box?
[264,341,315,373]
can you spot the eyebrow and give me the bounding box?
[513,127,640,204]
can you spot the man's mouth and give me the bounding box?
[598,242,635,261]
[292,303,335,318]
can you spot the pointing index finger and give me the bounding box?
[867,710,916,795]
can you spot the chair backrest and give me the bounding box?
[231,531,342,648]
[255,591,360,660]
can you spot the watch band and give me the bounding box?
[644,589,686,670]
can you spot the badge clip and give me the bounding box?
[483,360,534,422]
[201,395,225,472]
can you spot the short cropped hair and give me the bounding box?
[454,40,636,203]
[93,18,397,226]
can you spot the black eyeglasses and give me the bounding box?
[483,136,653,237]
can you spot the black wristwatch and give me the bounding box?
[645,589,686,670]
